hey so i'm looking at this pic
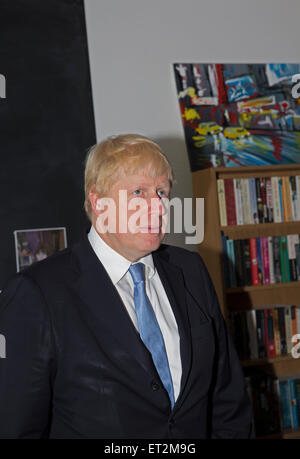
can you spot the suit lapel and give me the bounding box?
[152,247,192,408]
[71,236,158,382]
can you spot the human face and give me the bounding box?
[91,167,170,261]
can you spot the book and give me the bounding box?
[279,380,292,429]
[224,179,237,226]
[284,306,293,354]
[246,310,258,359]
[256,237,263,285]
[242,239,252,286]
[260,177,268,223]
[280,235,290,282]
[268,236,275,284]
[249,177,259,224]
[290,176,298,221]
[273,307,281,356]
[249,238,259,286]
[273,236,282,283]
[221,234,230,288]
[255,177,264,223]
[256,309,267,358]
[278,178,284,222]
[271,176,282,223]
[234,239,244,286]
[287,234,297,282]
[265,308,276,357]
[217,179,227,226]
[294,379,300,428]
[261,236,270,284]
[277,306,287,355]
[289,380,299,429]
[233,178,243,225]
[296,176,300,221]
[265,177,273,222]
[241,178,252,225]
[227,238,237,288]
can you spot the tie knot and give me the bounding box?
[129,262,145,284]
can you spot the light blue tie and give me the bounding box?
[129,262,175,408]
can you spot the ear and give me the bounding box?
[89,185,102,217]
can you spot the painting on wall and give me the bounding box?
[14,227,67,272]
[173,63,300,171]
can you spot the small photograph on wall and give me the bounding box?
[14,227,67,272]
[173,63,300,171]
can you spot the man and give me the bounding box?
[0,134,252,438]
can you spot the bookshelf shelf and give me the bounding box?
[192,164,300,439]
[241,355,300,378]
[227,283,300,311]
[258,427,300,439]
[221,221,300,239]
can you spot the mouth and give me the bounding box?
[139,226,161,233]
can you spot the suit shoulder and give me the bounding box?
[19,246,73,284]
[158,243,203,265]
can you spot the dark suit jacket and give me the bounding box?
[0,234,253,439]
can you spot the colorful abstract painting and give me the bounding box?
[173,63,300,171]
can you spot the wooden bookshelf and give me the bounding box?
[192,163,300,439]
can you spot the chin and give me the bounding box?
[138,233,163,252]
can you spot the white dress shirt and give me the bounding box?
[88,225,182,401]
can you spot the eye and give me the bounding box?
[157,189,168,198]
[133,189,142,196]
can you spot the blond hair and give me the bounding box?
[84,134,174,219]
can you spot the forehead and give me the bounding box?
[112,170,170,189]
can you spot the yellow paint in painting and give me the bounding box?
[182,107,200,121]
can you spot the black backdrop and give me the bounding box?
[0,0,96,288]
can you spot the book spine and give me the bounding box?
[291,306,298,340]
[246,310,258,359]
[234,239,244,287]
[242,239,252,286]
[287,234,297,282]
[261,236,270,284]
[256,237,263,285]
[297,307,300,335]
[233,178,243,225]
[268,236,275,284]
[294,379,300,428]
[273,307,281,356]
[255,177,264,223]
[240,179,250,225]
[278,306,287,355]
[264,308,275,357]
[273,235,282,283]
[227,239,237,288]
[296,176,300,221]
[290,176,297,221]
[249,238,259,286]
[256,308,267,358]
[289,380,299,429]
[278,178,284,222]
[279,380,292,429]
[285,306,293,354]
[271,176,282,223]
[294,235,300,281]
[260,177,268,223]
[221,234,230,288]
[217,179,228,226]
[280,235,290,282]
[249,177,259,224]
[283,176,293,222]
[224,179,237,226]
[266,176,273,222]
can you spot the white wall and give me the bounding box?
[84,0,300,249]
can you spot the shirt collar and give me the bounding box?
[88,225,156,285]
